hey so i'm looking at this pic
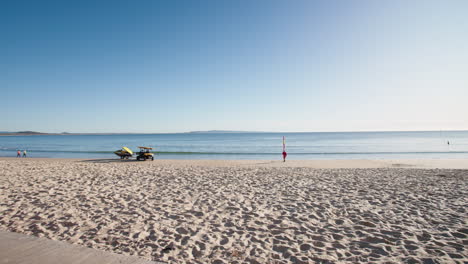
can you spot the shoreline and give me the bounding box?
[2,157,468,169]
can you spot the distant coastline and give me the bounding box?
[0,131,52,136]
[0,130,261,136]
[0,131,96,136]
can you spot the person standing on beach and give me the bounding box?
[23,150,27,157]
[17,150,21,158]
[282,136,287,162]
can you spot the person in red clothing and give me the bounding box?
[17,150,21,158]
[282,136,287,162]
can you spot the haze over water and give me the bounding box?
[1,131,468,160]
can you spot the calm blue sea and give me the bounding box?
[1,131,468,160]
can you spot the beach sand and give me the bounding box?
[0,158,467,263]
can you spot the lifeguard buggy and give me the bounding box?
[136,146,154,161]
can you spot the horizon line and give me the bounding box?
[2,129,468,135]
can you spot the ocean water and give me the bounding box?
[1,131,467,160]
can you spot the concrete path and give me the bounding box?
[0,230,164,264]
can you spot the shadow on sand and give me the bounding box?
[79,159,145,164]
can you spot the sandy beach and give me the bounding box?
[0,158,467,263]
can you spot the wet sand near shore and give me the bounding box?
[2,157,468,168]
[0,158,467,263]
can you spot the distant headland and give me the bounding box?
[0,131,48,136]
[0,131,73,136]
[0,130,263,136]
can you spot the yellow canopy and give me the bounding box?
[122,147,133,155]
[137,146,153,150]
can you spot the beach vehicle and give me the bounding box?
[136,146,154,161]
[114,147,133,159]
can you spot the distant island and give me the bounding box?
[0,130,267,136]
[0,131,69,136]
[0,131,47,136]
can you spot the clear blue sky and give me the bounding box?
[2,0,467,133]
